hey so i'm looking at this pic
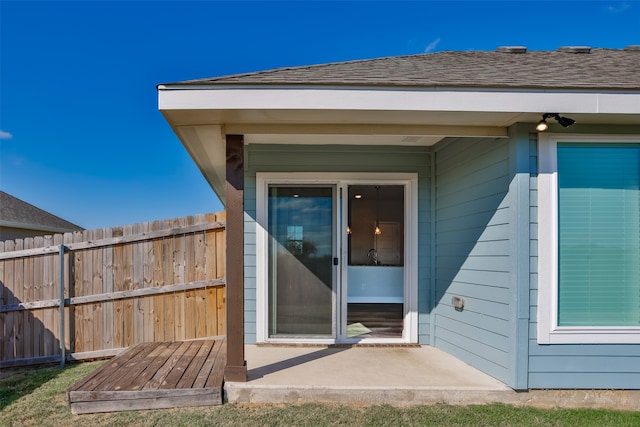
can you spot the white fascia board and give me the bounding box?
[158,86,640,115]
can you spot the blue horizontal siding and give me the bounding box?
[436,325,509,366]
[529,373,640,389]
[438,314,509,346]
[437,254,510,272]
[436,208,509,233]
[436,193,509,218]
[436,239,511,257]
[529,343,640,357]
[440,271,512,290]
[437,224,511,245]
[439,277,511,299]
[437,294,510,321]
[437,336,509,382]
[434,137,512,385]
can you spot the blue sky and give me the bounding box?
[1,1,638,230]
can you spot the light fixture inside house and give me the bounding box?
[536,113,576,132]
[347,226,352,235]
[374,186,381,235]
[354,194,363,199]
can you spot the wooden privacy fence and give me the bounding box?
[0,212,226,368]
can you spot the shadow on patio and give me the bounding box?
[225,344,512,405]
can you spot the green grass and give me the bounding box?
[1,362,640,426]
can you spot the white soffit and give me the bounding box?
[175,125,226,202]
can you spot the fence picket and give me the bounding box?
[184,216,196,340]
[73,232,84,353]
[32,237,44,357]
[52,234,63,356]
[132,223,144,345]
[112,226,124,349]
[152,220,164,342]
[142,221,154,343]
[3,240,16,360]
[173,217,186,341]
[162,219,175,341]
[92,229,104,353]
[102,227,114,351]
[42,235,56,356]
[194,215,207,338]
[123,224,134,348]
[22,238,34,359]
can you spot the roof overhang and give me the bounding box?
[0,220,81,235]
[158,85,640,203]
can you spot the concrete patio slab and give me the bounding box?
[224,345,514,406]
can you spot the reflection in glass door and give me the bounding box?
[268,186,335,337]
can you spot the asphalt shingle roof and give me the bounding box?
[176,47,640,91]
[0,191,83,231]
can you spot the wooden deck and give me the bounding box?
[68,339,226,414]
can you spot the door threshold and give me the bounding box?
[256,342,421,348]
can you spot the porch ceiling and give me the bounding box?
[161,108,536,128]
[158,86,640,204]
[161,108,640,130]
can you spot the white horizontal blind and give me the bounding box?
[557,144,640,326]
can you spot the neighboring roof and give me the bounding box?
[0,191,83,233]
[174,47,640,91]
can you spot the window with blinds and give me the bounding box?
[557,143,640,327]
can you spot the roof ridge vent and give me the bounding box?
[624,45,640,51]
[557,46,591,53]
[496,46,527,53]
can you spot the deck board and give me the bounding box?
[159,341,199,389]
[73,342,153,392]
[194,339,223,388]
[206,340,227,389]
[143,341,192,390]
[125,342,182,391]
[68,339,225,414]
[177,339,215,388]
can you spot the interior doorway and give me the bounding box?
[345,185,404,339]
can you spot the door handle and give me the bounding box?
[333,257,339,266]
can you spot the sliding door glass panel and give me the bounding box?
[268,186,334,337]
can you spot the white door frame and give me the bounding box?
[256,172,418,344]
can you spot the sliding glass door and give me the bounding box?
[268,186,336,337]
[258,173,417,343]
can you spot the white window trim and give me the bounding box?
[256,172,418,344]
[538,133,640,344]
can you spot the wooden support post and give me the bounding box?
[224,134,247,382]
